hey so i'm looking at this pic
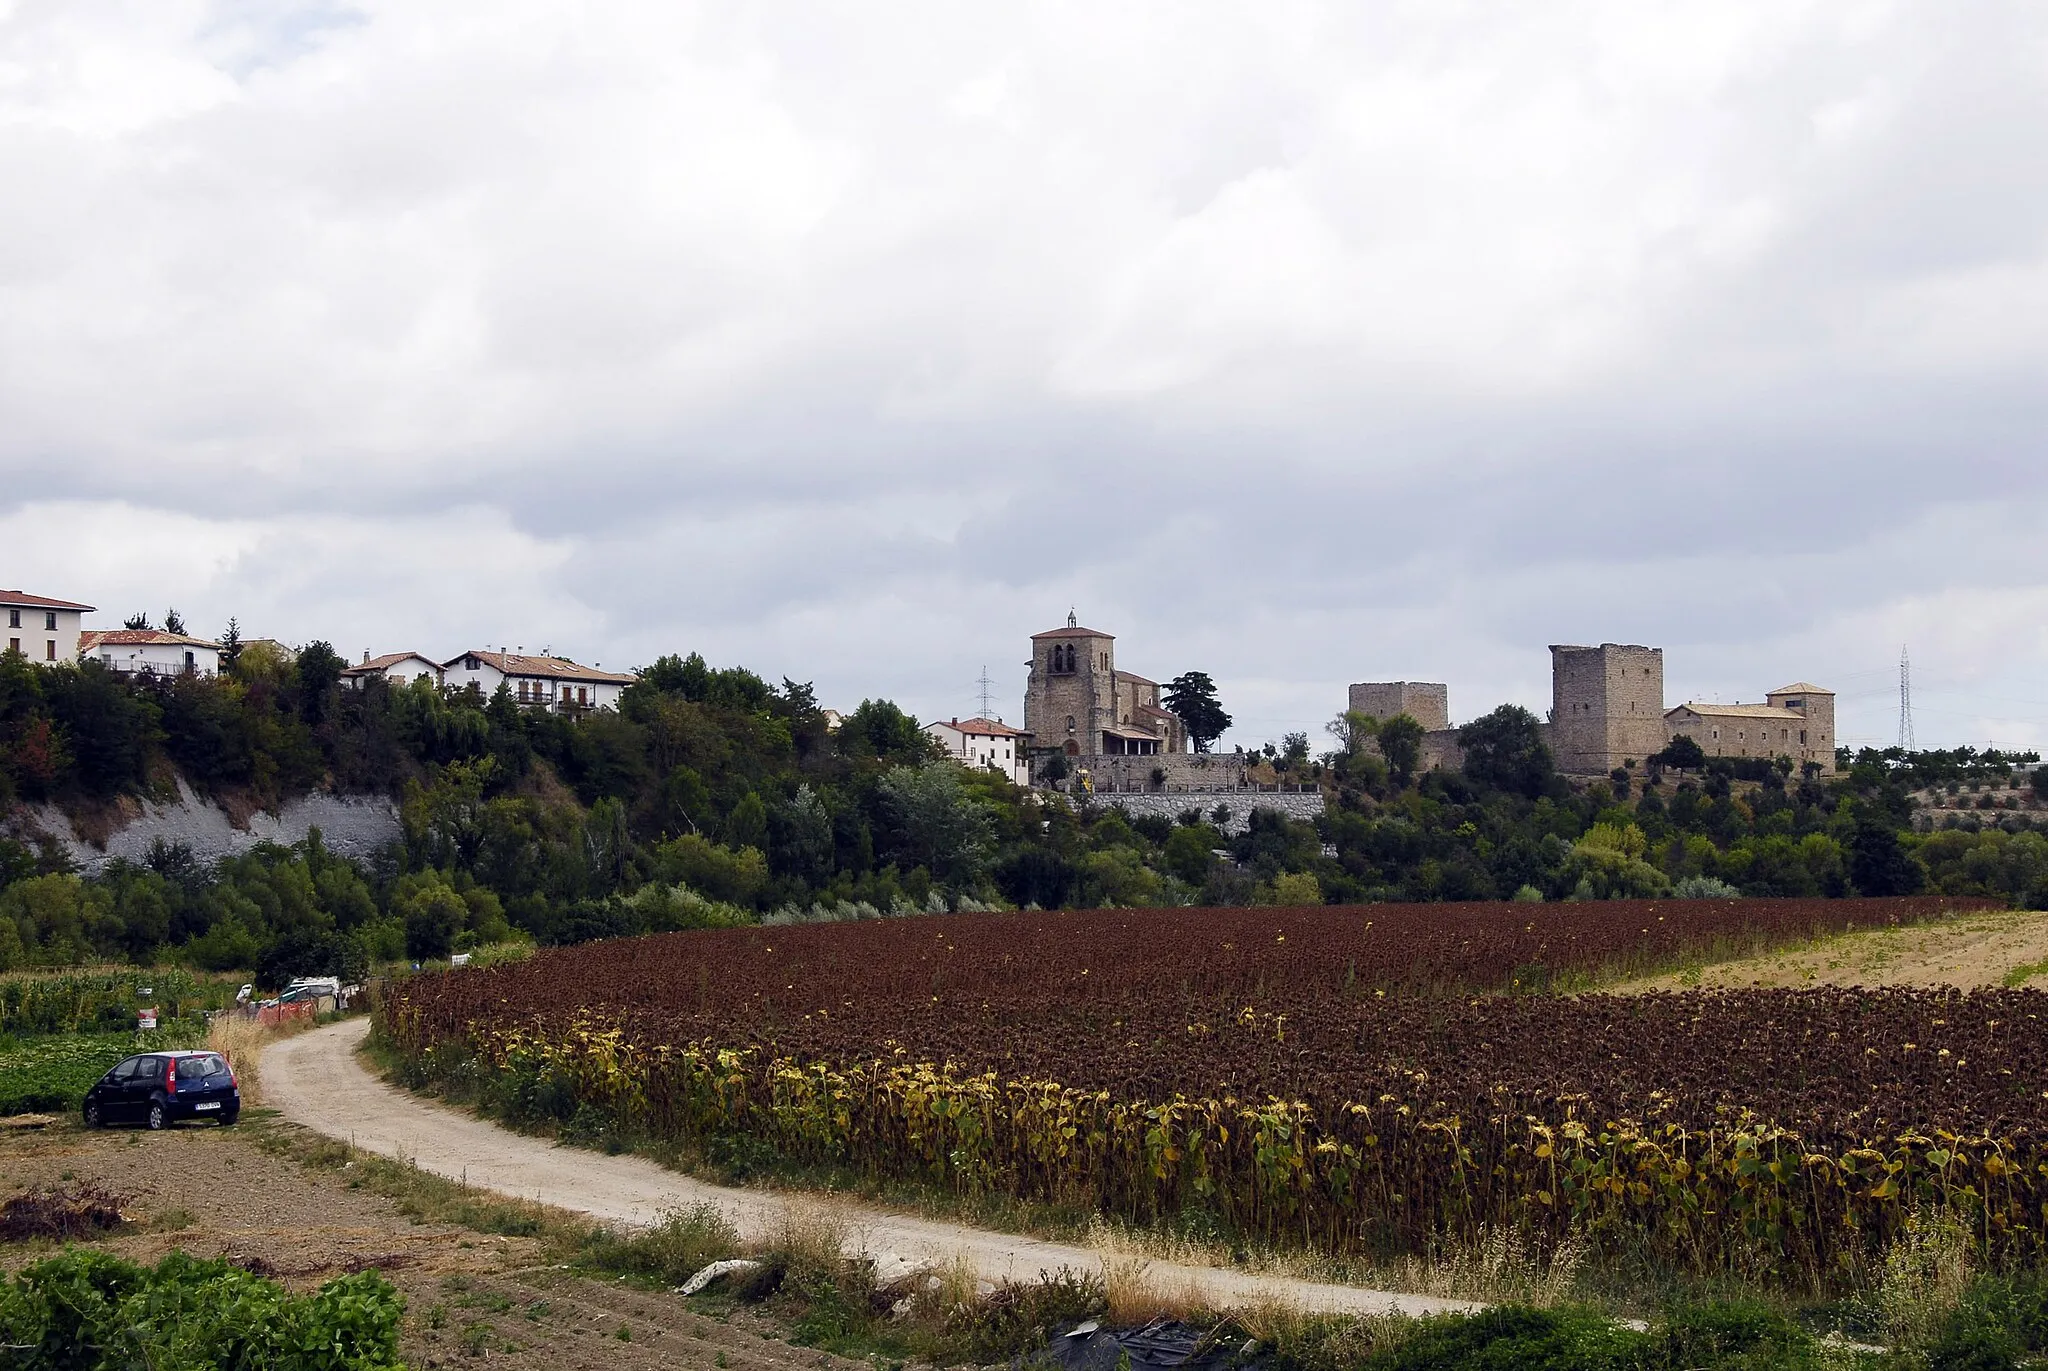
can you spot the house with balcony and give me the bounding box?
[441,650,634,713]
[79,629,221,676]
[2,590,94,665]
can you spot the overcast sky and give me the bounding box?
[4,2,2045,753]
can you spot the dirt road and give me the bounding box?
[267,1018,1477,1319]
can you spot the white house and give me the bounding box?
[342,651,443,689]
[79,629,221,677]
[441,650,635,714]
[2,590,94,666]
[926,716,1031,785]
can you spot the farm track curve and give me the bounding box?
[266,1017,1479,1320]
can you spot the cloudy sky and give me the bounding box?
[4,1,2045,753]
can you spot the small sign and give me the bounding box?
[138,1009,158,1030]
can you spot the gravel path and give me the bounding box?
[267,1018,1479,1320]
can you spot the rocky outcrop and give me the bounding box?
[16,776,402,873]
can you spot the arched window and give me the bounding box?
[1066,714,1075,733]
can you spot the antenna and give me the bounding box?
[1898,644,1915,751]
[977,665,996,719]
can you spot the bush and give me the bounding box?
[1673,875,1742,899]
[580,1204,740,1284]
[0,1248,404,1369]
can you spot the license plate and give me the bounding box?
[194,1102,221,1111]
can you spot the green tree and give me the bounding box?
[163,607,187,635]
[218,616,243,671]
[1850,818,1924,896]
[1163,672,1232,753]
[1162,824,1220,886]
[874,762,994,890]
[1458,705,1556,799]
[1378,713,1426,785]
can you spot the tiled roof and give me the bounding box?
[1668,701,1801,720]
[443,650,635,684]
[1133,701,1178,720]
[933,717,1026,737]
[1032,626,1114,640]
[79,629,220,650]
[1769,682,1833,695]
[0,589,95,612]
[1115,669,1158,687]
[343,652,439,676]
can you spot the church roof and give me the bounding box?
[1769,682,1833,696]
[1114,669,1157,686]
[1033,626,1113,640]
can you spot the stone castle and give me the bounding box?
[1014,614,1839,792]
[1351,643,1836,777]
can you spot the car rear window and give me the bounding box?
[174,1054,229,1081]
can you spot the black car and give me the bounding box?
[82,1050,240,1130]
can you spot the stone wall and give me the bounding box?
[1055,751,1254,793]
[1348,682,1450,732]
[17,776,403,875]
[1085,790,1327,836]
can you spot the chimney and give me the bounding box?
[362,650,370,664]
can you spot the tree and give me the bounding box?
[1654,734,1706,771]
[218,617,243,671]
[1163,672,1232,753]
[122,612,153,631]
[1850,818,1925,896]
[293,641,347,724]
[1458,705,1556,799]
[874,761,994,889]
[1378,713,1425,785]
[162,608,187,635]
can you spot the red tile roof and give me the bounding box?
[933,717,1026,737]
[442,650,635,684]
[0,589,95,612]
[342,652,440,677]
[79,629,220,650]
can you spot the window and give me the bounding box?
[44,612,55,631]
[1800,730,1808,746]
[6,638,16,654]
[466,656,479,671]
[5,610,16,628]
[578,686,588,705]
[1066,715,1075,733]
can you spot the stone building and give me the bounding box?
[1666,684,1836,773]
[1548,644,1667,775]
[1347,681,1450,731]
[1023,612,1186,758]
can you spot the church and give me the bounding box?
[1022,613,1187,759]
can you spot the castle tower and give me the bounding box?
[1767,683,1837,772]
[1347,682,1450,732]
[1024,611,1117,757]
[1549,644,1665,774]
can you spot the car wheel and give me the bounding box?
[147,1102,167,1131]
[219,1111,239,1127]
[83,1100,101,1129]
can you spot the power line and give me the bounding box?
[1896,646,1909,748]
[977,664,995,719]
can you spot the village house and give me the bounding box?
[440,650,634,713]
[2,590,94,665]
[341,651,443,689]
[78,628,221,677]
[926,716,1030,786]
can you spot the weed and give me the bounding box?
[580,1204,741,1284]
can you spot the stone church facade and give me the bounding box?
[1022,613,1251,792]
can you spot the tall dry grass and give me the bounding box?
[205,1012,318,1105]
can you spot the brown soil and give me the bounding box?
[1619,907,2048,993]
[0,1118,878,1371]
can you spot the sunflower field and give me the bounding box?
[381,896,2043,1285]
